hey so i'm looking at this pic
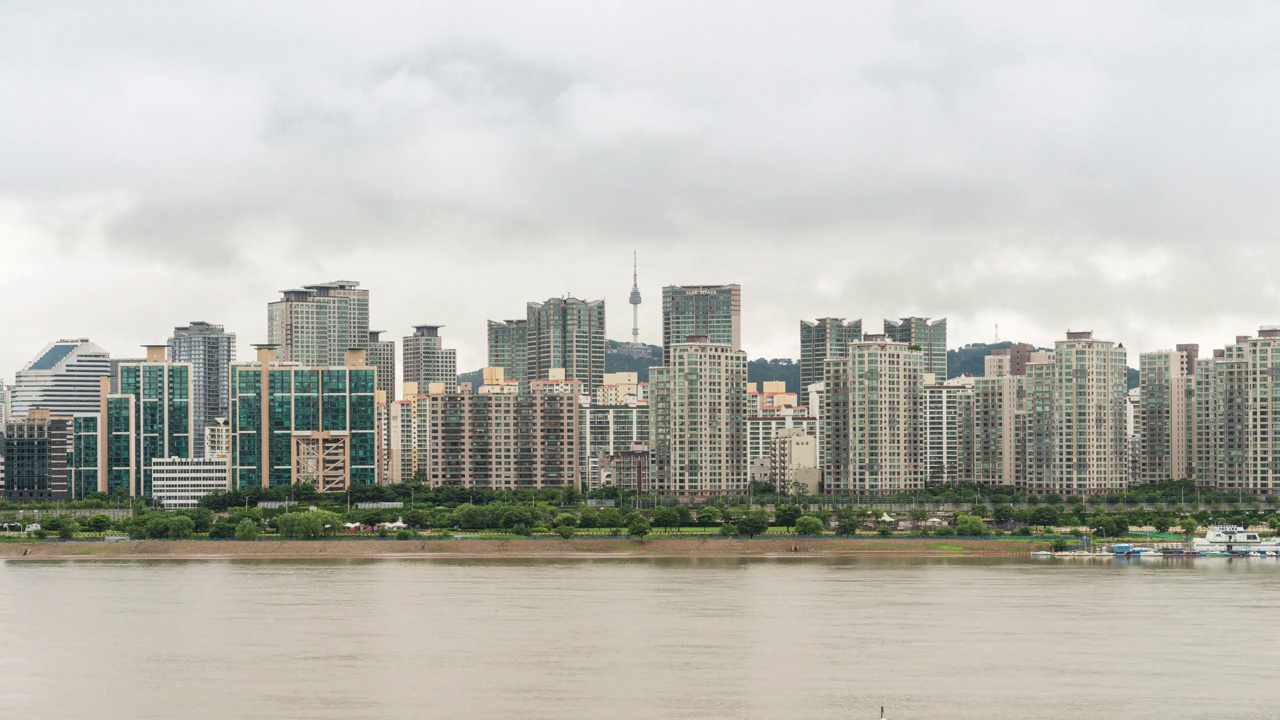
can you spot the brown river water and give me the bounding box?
[1,557,1277,719]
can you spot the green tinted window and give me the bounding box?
[237,398,260,431]
[322,395,347,431]
[350,431,375,465]
[270,396,292,430]
[237,370,261,397]
[269,370,292,395]
[351,370,375,394]
[322,370,347,394]
[350,395,374,431]
[294,370,319,394]
[120,366,140,395]
[168,367,189,399]
[294,395,319,431]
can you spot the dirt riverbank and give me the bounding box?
[0,537,1049,560]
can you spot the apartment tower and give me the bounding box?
[800,318,863,393]
[267,280,369,366]
[661,285,741,364]
[403,325,458,393]
[168,321,235,458]
[884,317,948,382]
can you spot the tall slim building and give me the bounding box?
[822,336,925,495]
[11,339,111,417]
[972,354,1028,489]
[168,321,235,458]
[487,319,528,390]
[580,399,649,490]
[923,376,974,484]
[884,317,947,382]
[800,318,863,392]
[1139,345,1197,483]
[366,331,396,402]
[662,284,741,364]
[526,297,606,391]
[101,346,194,497]
[649,338,748,498]
[267,280,369,366]
[0,382,11,425]
[229,346,377,491]
[1022,331,1129,496]
[403,325,457,392]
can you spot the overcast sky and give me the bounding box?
[4,1,1280,378]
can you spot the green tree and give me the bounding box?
[909,507,928,524]
[578,507,598,528]
[627,517,651,541]
[719,522,738,537]
[651,506,681,532]
[395,529,415,540]
[775,505,803,530]
[876,523,893,537]
[1180,518,1199,539]
[1153,515,1172,533]
[553,513,579,528]
[555,524,577,539]
[737,511,768,538]
[697,505,723,526]
[597,507,624,529]
[993,504,1015,525]
[234,518,260,541]
[84,514,113,533]
[795,516,824,536]
[166,515,196,539]
[58,519,79,539]
[954,514,987,536]
[451,503,487,530]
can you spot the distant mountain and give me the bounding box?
[458,340,802,392]
[948,341,1139,390]
[748,358,800,394]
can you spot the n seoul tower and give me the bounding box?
[629,251,642,344]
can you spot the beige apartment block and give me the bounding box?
[1139,345,1197,482]
[1192,328,1280,497]
[822,336,925,495]
[972,354,1027,488]
[421,369,581,490]
[649,338,748,498]
[1023,331,1129,497]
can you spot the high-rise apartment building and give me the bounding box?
[972,354,1028,488]
[403,325,457,392]
[822,336,925,495]
[526,297,605,392]
[923,375,975,484]
[1022,331,1128,496]
[1192,329,1280,497]
[168,321,235,458]
[580,399,649,490]
[229,346,377,492]
[1139,345,1197,482]
[367,331,397,402]
[662,285,741,364]
[11,339,111,417]
[487,319,528,391]
[884,317,947,382]
[2,408,70,502]
[100,346,194,497]
[800,318,863,393]
[421,370,581,489]
[747,408,818,466]
[267,280,369,366]
[649,339,748,498]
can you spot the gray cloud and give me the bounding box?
[3,1,1280,376]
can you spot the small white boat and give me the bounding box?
[1031,551,1054,557]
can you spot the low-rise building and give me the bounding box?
[151,456,231,509]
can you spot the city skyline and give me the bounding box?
[7,266,1280,386]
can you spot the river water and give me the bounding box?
[1,557,1277,719]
